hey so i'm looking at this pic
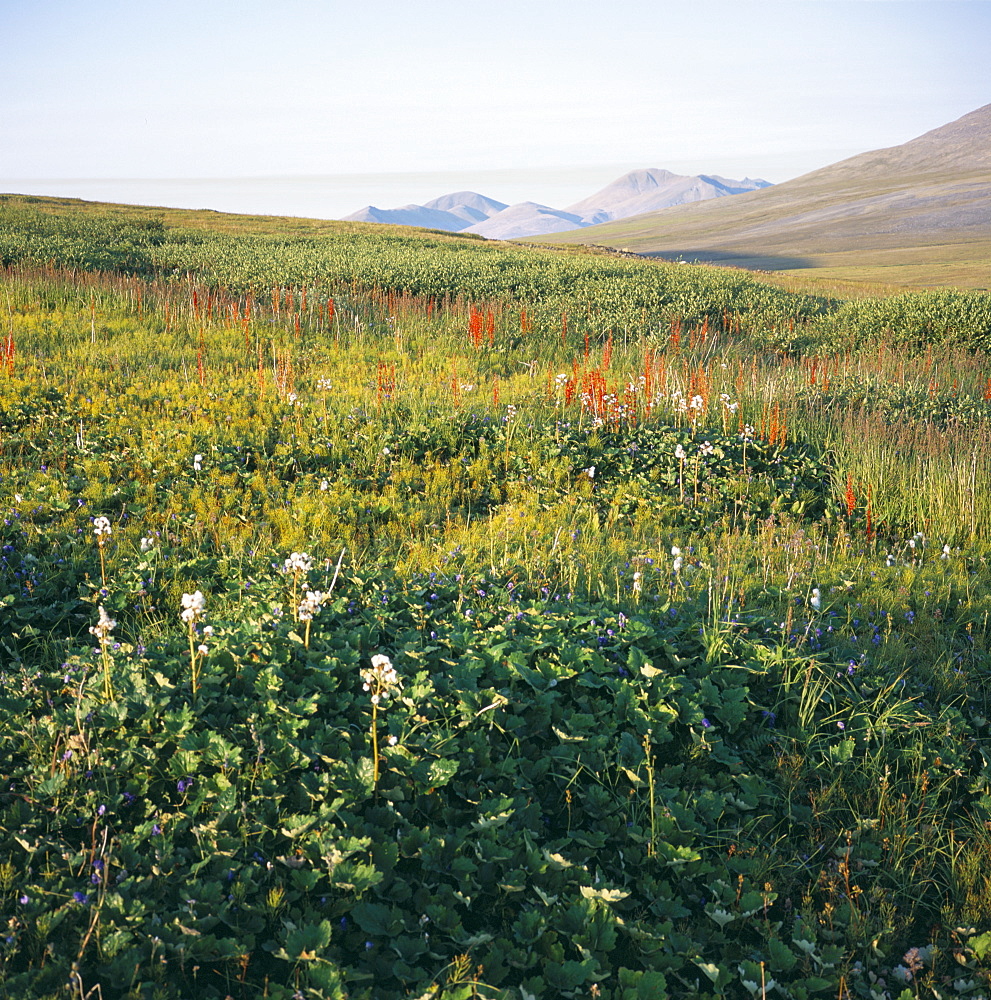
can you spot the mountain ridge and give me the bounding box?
[342,169,770,240]
[534,103,991,278]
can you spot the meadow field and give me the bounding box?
[2,196,991,1000]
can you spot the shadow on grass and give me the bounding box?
[640,249,817,271]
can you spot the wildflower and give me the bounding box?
[197,643,209,656]
[700,441,714,456]
[674,444,686,460]
[317,378,333,391]
[320,479,329,491]
[193,454,203,471]
[89,606,116,647]
[941,543,951,559]
[93,516,111,538]
[298,590,324,622]
[701,718,711,729]
[139,536,155,552]
[180,590,205,624]
[283,552,313,575]
[742,424,755,439]
[585,465,596,479]
[810,588,821,611]
[361,653,401,701]
[632,571,642,595]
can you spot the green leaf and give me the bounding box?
[427,758,459,786]
[580,886,630,903]
[284,920,333,959]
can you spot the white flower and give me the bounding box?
[298,590,324,622]
[180,590,206,624]
[585,465,596,479]
[700,441,714,456]
[674,444,686,460]
[361,653,402,702]
[673,557,683,572]
[320,479,329,491]
[941,543,951,559]
[810,588,821,611]
[671,546,681,557]
[139,536,155,552]
[382,447,390,456]
[387,735,398,746]
[743,424,755,439]
[193,454,203,471]
[197,644,209,656]
[632,571,642,594]
[283,552,313,575]
[689,395,704,411]
[89,605,116,646]
[93,516,112,537]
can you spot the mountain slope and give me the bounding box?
[534,104,991,280]
[342,192,506,232]
[463,202,589,239]
[341,170,769,239]
[564,168,769,224]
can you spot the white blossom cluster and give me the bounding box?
[361,653,402,706]
[283,551,313,575]
[89,605,116,646]
[180,590,206,625]
[297,590,324,622]
[93,516,112,538]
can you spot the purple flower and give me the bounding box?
[701,718,712,729]
[152,824,162,836]
[837,721,846,730]
[18,894,29,904]
[73,892,89,905]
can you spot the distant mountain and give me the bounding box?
[342,191,507,231]
[564,169,770,225]
[340,171,770,240]
[536,103,991,271]
[463,202,589,240]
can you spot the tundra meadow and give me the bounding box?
[2,196,991,1000]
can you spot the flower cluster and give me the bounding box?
[297,590,324,622]
[93,516,111,539]
[89,605,116,647]
[283,551,313,575]
[181,590,206,625]
[361,653,402,706]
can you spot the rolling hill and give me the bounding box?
[343,170,769,240]
[534,103,991,289]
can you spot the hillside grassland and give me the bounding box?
[2,197,991,1000]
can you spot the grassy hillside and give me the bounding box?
[2,197,991,1000]
[534,105,991,291]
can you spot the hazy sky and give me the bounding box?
[2,0,989,218]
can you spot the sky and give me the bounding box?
[2,0,989,219]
